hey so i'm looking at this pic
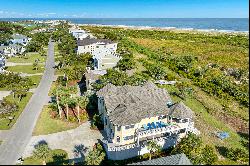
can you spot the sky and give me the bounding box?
[0,0,249,18]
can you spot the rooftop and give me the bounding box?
[128,153,192,165]
[77,38,116,46]
[97,81,194,126]
[11,34,28,40]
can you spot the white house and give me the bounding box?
[0,54,5,73]
[77,39,120,70]
[11,34,31,46]
[69,29,89,40]
[0,44,26,57]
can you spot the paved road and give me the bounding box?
[0,41,55,165]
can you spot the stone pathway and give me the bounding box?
[22,121,103,163]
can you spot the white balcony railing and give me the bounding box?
[136,123,188,138]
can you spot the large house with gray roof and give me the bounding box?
[128,153,192,165]
[96,81,199,160]
[77,38,120,70]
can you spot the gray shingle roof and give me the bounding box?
[128,153,192,165]
[77,38,116,46]
[169,101,194,120]
[97,82,194,126]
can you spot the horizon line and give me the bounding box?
[0,17,249,19]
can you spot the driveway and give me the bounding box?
[23,121,103,163]
[0,41,55,165]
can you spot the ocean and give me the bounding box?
[0,18,249,32]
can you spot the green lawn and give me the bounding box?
[29,75,43,88]
[0,92,33,130]
[7,52,46,63]
[6,64,45,74]
[22,149,69,165]
[32,106,80,136]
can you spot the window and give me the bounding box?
[117,136,120,142]
[96,46,99,48]
[158,115,167,120]
[117,126,121,131]
[125,124,134,129]
[124,135,134,141]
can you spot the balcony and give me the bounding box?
[136,122,189,138]
[102,139,138,152]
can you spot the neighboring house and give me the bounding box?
[84,68,107,91]
[69,28,89,40]
[0,54,6,73]
[77,39,120,70]
[128,153,192,165]
[96,81,199,160]
[11,34,31,46]
[0,44,26,57]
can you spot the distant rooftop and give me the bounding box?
[97,81,194,126]
[128,153,192,165]
[11,34,28,40]
[77,38,116,46]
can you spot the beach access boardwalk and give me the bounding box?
[0,41,55,165]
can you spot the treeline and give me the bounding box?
[0,21,28,44]
[26,32,50,52]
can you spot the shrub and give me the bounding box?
[226,147,249,163]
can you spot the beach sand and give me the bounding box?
[77,23,249,36]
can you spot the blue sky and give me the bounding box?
[0,0,249,18]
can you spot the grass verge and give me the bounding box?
[6,64,45,74]
[29,75,43,88]
[32,106,80,136]
[22,149,69,165]
[0,92,33,130]
[7,52,46,63]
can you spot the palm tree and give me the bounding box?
[33,61,38,70]
[147,140,161,160]
[85,144,105,165]
[76,96,88,123]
